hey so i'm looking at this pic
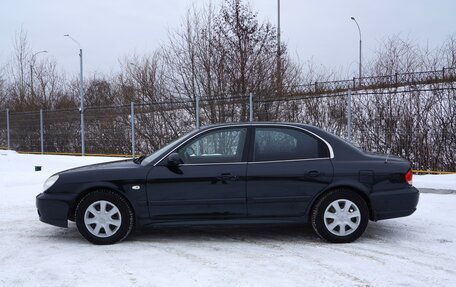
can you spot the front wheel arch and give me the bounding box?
[69,185,135,222]
[75,189,135,244]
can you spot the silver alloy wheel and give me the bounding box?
[323,199,361,236]
[84,200,122,238]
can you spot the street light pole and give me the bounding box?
[30,50,48,98]
[64,34,85,156]
[350,17,362,80]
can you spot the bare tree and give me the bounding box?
[0,66,6,110]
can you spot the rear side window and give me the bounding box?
[253,127,329,161]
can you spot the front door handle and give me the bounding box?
[307,170,321,177]
[218,173,238,181]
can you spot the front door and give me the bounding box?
[246,126,334,217]
[146,126,249,219]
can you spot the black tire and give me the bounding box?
[75,190,134,245]
[311,189,369,243]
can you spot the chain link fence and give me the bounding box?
[1,68,455,171]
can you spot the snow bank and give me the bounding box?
[413,174,455,190]
[0,149,17,156]
[0,151,124,173]
[0,152,125,190]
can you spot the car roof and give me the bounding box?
[199,121,314,130]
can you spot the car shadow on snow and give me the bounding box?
[128,221,407,245]
[362,220,416,242]
[132,224,317,243]
[40,221,408,245]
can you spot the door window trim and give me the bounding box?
[250,125,333,163]
[155,125,251,166]
[154,123,334,166]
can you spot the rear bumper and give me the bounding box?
[370,186,419,221]
[36,193,74,228]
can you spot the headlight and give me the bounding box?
[43,175,59,192]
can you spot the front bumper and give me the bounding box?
[36,192,75,228]
[370,186,419,221]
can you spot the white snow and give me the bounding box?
[0,151,455,286]
[413,174,456,190]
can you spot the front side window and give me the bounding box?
[177,128,247,164]
[253,127,329,161]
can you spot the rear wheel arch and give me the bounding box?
[308,185,374,221]
[310,188,370,243]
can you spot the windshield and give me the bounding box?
[140,129,198,166]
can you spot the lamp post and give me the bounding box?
[277,0,281,95]
[64,34,85,156]
[30,50,48,97]
[350,17,362,80]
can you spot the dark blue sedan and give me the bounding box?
[36,122,419,244]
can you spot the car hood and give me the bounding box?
[58,159,139,174]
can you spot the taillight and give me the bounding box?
[405,170,413,185]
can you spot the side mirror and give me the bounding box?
[167,152,183,166]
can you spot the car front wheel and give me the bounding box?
[311,189,369,243]
[75,190,134,245]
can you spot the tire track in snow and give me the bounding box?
[145,228,371,286]
[351,245,455,275]
[213,233,374,287]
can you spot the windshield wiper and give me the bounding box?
[133,155,146,164]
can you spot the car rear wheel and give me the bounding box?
[311,189,369,243]
[75,190,134,245]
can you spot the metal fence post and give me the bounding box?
[81,110,85,156]
[196,95,200,129]
[347,90,352,142]
[249,93,253,122]
[79,49,85,157]
[131,102,135,157]
[6,109,10,150]
[40,109,44,154]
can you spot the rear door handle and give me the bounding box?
[307,170,321,177]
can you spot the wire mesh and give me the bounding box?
[9,111,41,152]
[0,67,454,171]
[0,110,7,148]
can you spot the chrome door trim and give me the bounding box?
[153,123,335,166]
[248,157,331,164]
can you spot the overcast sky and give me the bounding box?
[1,0,455,78]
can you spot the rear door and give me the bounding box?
[246,126,334,217]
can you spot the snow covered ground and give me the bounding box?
[0,151,455,287]
[413,173,455,190]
